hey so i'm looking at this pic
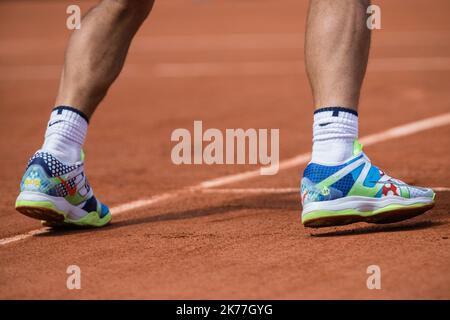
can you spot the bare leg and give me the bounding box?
[301,0,435,229]
[16,0,156,227]
[305,0,371,111]
[55,0,154,118]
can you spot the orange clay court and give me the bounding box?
[0,0,449,299]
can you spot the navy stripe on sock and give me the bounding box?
[52,106,90,124]
[314,107,358,117]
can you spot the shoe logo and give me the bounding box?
[23,170,42,191]
[57,177,77,196]
[321,186,330,196]
[24,177,41,189]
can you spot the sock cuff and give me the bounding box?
[314,106,358,117]
[52,106,89,124]
[314,106,358,125]
[313,106,358,144]
[312,107,359,163]
[45,106,88,146]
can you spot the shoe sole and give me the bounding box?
[15,192,111,228]
[302,195,435,228]
[16,201,65,223]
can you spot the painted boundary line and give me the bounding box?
[201,188,300,194]
[1,112,449,246]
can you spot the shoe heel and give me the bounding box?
[16,197,66,223]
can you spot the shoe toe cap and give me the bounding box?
[409,186,435,199]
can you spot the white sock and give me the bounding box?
[42,106,89,163]
[311,107,358,164]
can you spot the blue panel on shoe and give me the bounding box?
[330,172,355,196]
[363,165,381,188]
[351,163,365,181]
[303,154,364,183]
[100,203,110,218]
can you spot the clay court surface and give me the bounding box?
[0,0,449,299]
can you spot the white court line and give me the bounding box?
[0,228,49,246]
[0,193,180,246]
[200,113,450,188]
[202,188,299,194]
[110,192,178,215]
[1,112,449,246]
[433,187,450,192]
[3,183,449,245]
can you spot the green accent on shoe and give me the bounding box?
[65,211,111,227]
[400,186,410,198]
[302,201,433,224]
[15,199,111,228]
[347,182,381,198]
[353,139,363,156]
[15,200,65,215]
[64,192,86,206]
